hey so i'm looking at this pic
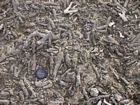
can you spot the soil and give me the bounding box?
[0,0,140,105]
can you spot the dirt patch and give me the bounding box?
[0,0,140,105]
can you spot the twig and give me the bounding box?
[87,95,110,105]
[12,0,19,12]
[121,77,129,85]
[82,86,89,100]
[106,16,112,29]
[109,66,120,80]
[53,50,64,78]
[98,0,112,4]
[24,73,36,97]
[103,99,111,105]
[12,0,24,23]
[118,11,128,22]
[49,54,54,75]
[96,25,108,30]
[91,63,100,79]
[114,0,127,12]
[124,0,129,7]
[24,30,53,47]
[64,2,78,14]
[76,70,81,86]
[97,100,102,105]
[35,79,52,88]
[0,24,4,30]
[46,16,55,29]
[0,100,10,105]
[14,80,29,97]
[110,97,118,105]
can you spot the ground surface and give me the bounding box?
[0,0,140,105]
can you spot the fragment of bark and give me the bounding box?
[53,50,63,78]
[52,9,57,18]
[19,91,25,102]
[23,74,36,97]
[68,87,83,104]
[46,16,55,29]
[64,2,78,14]
[90,30,96,46]
[102,35,119,45]
[72,52,78,68]
[114,0,127,12]
[50,89,64,104]
[59,23,72,29]
[0,24,4,30]
[0,100,10,105]
[24,31,52,47]
[103,99,112,105]
[12,0,19,12]
[0,54,6,63]
[119,99,133,105]
[91,63,100,79]
[82,86,89,100]
[109,65,120,80]
[121,77,129,85]
[0,91,10,97]
[96,25,108,30]
[76,70,81,86]
[41,1,59,6]
[65,53,71,67]
[130,0,140,11]
[14,80,29,98]
[13,64,22,78]
[88,95,110,102]
[59,80,69,87]
[75,30,83,39]
[106,16,112,30]
[98,0,112,4]
[97,100,102,105]
[32,40,36,71]
[0,0,10,7]
[87,95,110,105]
[118,11,128,22]
[114,94,123,102]
[49,54,54,75]
[35,79,53,88]
[110,97,118,105]
[124,0,129,7]
[37,31,53,46]
[46,48,58,54]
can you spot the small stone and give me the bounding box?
[89,88,99,97]
[35,67,48,79]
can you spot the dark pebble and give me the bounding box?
[35,67,48,79]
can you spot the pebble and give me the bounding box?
[35,67,48,79]
[89,88,99,97]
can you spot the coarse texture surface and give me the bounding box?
[0,0,140,105]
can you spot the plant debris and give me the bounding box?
[0,0,140,105]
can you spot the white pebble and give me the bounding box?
[89,88,99,97]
